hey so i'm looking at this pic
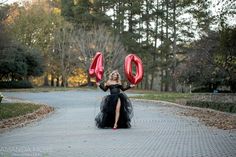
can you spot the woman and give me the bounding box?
[95,70,135,129]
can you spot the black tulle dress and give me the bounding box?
[95,83,133,128]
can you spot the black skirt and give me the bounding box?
[95,93,133,128]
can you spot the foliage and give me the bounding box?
[1,0,235,91]
[25,49,44,78]
[61,0,111,27]
[0,44,27,80]
[70,25,127,80]
[0,42,44,81]
[3,2,68,86]
[0,5,11,50]
[0,80,32,89]
[217,25,236,91]
[9,4,57,51]
[51,20,78,87]
[68,68,87,86]
[186,100,236,113]
[176,26,236,92]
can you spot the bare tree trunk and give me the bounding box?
[56,77,60,87]
[11,73,14,81]
[164,0,170,92]
[61,75,67,87]
[140,80,143,89]
[150,0,159,90]
[171,0,177,92]
[61,73,68,87]
[145,72,149,90]
[145,0,150,90]
[150,71,154,90]
[51,74,54,87]
[161,70,164,91]
[150,55,156,90]
[230,80,236,92]
[164,71,169,91]
[160,1,164,92]
[61,79,64,87]
[144,56,149,90]
[43,74,49,86]
[87,70,91,86]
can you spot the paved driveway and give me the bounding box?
[0,90,236,157]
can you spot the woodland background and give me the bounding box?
[0,0,235,92]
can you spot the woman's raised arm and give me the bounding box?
[97,82,109,92]
[120,83,131,91]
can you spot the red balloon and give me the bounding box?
[124,54,144,84]
[89,52,104,82]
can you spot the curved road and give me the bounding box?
[0,90,236,157]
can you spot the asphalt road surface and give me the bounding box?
[0,90,235,157]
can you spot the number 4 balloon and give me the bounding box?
[89,52,104,82]
[89,52,143,84]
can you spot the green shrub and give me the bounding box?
[192,87,212,93]
[186,100,236,113]
[0,80,33,89]
[232,105,236,113]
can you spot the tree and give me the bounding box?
[0,4,11,50]
[0,4,44,82]
[52,21,79,87]
[61,0,74,20]
[0,45,27,81]
[72,25,127,84]
[176,28,236,92]
[175,40,220,92]
[0,43,44,81]
[61,0,112,28]
[155,0,213,91]
[212,0,236,29]
[9,2,61,86]
[217,25,236,92]
[58,0,233,91]
[25,48,44,79]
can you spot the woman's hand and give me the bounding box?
[130,84,136,88]
[105,81,110,87]
[96,82,100,86]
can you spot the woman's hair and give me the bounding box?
[109,70,121,82]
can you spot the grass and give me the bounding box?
[131,92,236,113]
[0,103,42,120]
[130,92,193,103]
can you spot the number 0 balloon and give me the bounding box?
[124,54,144,84]
[89,52,104,82]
